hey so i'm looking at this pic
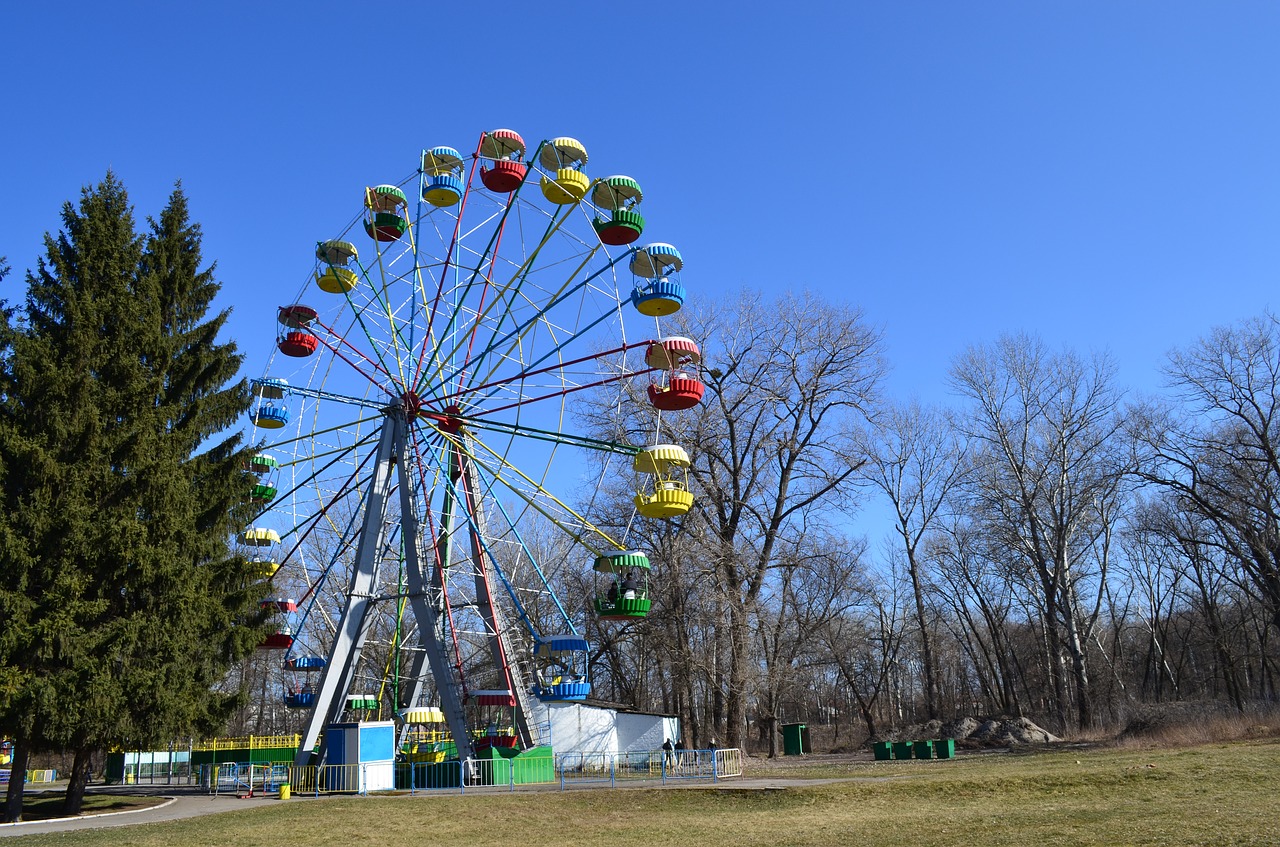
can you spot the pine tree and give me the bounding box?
[0,176,267,818]
[0,178,144,818]
[119,184,266,743]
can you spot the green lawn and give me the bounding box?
[11,740,1278,846]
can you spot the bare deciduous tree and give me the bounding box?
[583,290,885,748]
[854,400,969,718]
[1132,313,1280,635]
[950,334,1127,730]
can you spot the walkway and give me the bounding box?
[0,785,278,838]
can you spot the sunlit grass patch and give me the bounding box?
[10,740,1280,846]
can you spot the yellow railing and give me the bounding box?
[403,729,448,745]
[288,763,392,794]
[193,734,301,752]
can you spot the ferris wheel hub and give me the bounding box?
[409,396,462,433]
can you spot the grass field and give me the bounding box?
[9,739,1279,846]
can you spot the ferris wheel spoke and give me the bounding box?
[474,368,648,419]
[440,468,541,642]
[417,170,522,394]
[251,380,387,416]
[416,136,490,343]
[481,476,579,633]
[335,260,412,383]
[311,319,401,393]
[461,250,635,393]
[413,147,524,392]
[455,429,624,554]
[455,213,595,392]
[277,447,379,574]
[460,416,636,456]
[444,341,642,408]
[418,204,579,397]
[267,431,383,529]
[257,410,386,452]
[359,179,428,387]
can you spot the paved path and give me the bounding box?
[0,786,280,838]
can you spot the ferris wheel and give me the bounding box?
[241,129,705,766]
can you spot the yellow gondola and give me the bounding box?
[539,137,590,204]
[316,240,360,294]
[633,445,694,518]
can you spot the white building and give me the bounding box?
[530,701,678,754]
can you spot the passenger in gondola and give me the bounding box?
[622,571,639,600]
[607,579,620,603]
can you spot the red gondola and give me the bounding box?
[648,376,705,411]
[278,331,318,357]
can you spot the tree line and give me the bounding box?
[577,293,1280,753]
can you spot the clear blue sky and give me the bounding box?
[4,1,1278,405]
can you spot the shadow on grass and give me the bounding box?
[15,793,164,822]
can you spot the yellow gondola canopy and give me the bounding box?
[241,527,281,546]
[539,137,588,170]
[399,707,445,724]
[633,444,691,474]
[316,240,358,266]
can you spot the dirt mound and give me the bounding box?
[887,715,1061,747]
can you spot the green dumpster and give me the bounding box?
[872,741,892,761]
[891,741,914,760]
[913,740,934,760]
[934,738,956,759]
[781,723,808,756]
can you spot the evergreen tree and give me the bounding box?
[0,179,144,818]
[0,176,266,819]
